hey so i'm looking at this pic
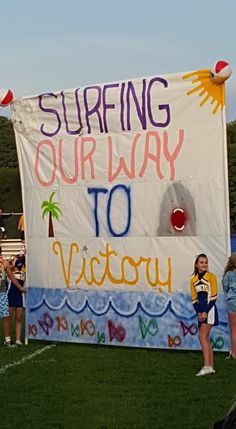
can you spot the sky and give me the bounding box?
[1,0,235,121]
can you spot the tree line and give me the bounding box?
[0,116,236,234]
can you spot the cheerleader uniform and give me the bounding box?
[8,261,26,308]
[190,270,218,326]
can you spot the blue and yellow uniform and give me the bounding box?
[190,271,219,326]
[8,255,26,308]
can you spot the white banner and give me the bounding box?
[12,68,230,294]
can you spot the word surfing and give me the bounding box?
[52,240,172,291]
[39,77,171,137]
[34,129,184,186]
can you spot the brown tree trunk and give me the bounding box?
[48,212,54,237]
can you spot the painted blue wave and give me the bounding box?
[29,294,227,326]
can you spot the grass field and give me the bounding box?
[0,332,235,429]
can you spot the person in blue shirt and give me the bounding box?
[222,253,236,359]
[190,253,218,376]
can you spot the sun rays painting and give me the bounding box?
[183,69,225,114]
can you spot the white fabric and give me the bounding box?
[11,69,230,293]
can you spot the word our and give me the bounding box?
[34,129,184,186]
[39,77,171,137]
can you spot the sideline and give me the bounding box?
[0,344,56,374]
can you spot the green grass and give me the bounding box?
[0,329,235,429]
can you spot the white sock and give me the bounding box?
[5,336,11,342]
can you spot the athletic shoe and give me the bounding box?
[4,340,17,348]
[225,354,236,360]
[195,366,215,376]
[15,340,23,346]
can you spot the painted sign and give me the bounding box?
[11,68,230,349]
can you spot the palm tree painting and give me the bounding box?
[41,192,62,238]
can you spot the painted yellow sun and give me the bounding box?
[183,69,225,114]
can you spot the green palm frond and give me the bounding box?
[49,192,56,203]
[51,208,59,220]
[41,201,50,209]
[41,191,63,220]
[53,205,63,215]
[50,202,61,210]
[42,207,50,219]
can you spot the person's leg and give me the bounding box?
[228,311,236,357]
[8,306,15,338]
[3,315,11,338]
[198,323,213,367]
[1,293,12,344]
[9,307,14,319]
[3,314,17,348]
[15,307,24,342]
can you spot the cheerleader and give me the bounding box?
[190,253,218,376]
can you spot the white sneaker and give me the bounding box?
[15,340,23,346]
[225,354,236,360]
[195,366,215,376]
[4,340,17,349]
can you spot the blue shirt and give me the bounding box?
[222,271,236,303]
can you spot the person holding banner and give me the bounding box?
[190,253,218,376]
[0,251,26,347]
[17,213,25,242]
[222,254,236,359]
[8,254,26,346]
